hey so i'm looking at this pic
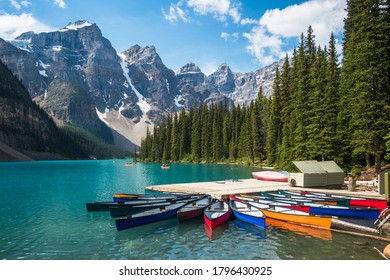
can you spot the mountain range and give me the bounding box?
[0,20,282,150]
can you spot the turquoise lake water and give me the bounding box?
[0,159,387,260]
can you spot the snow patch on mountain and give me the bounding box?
[52,46,62,52]
[118,53,151,118]
[60,21,93,32]
[39,70,48,77]
[174,95,184,108]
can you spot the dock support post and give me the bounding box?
[348,176,356,192]
[379,171,390,206]
[386,172,389,206]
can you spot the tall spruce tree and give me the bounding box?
[191,105,201,162]
[266,66,282,164]
[322,33,340,161]
[291,34,311,160]
[306,46,328,160]
[279,54,293,164]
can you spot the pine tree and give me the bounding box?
[322,33,340,161]
[291,34,311,160]
[162,114,172,162]
[251,97,263,162]
[200,104,210,161]
[266,66,282,164]
[191,105,201,162]
[222,110,231,160]
[306,46,328,160]
[170,113,180,161]
[279,55,293,164]
[179,108,190,160]
[211,104,222,161]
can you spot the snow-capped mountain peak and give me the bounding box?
[60,20,94,32]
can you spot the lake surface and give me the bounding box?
[0,159,387,260]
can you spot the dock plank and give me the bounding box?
[146,179,385,200]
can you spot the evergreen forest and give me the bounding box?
[139,0,390,173]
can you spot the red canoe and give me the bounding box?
[204,201,232,230]
[177,196,213,222]
[252,171,288,182]
[300,191,388,210]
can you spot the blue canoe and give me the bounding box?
[304,202,380,220]
[259,193,380,220]
[266,198,380,220]
[229,199,266,229]
[115,199,195,231]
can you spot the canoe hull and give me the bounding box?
[109,202,174,217]
[204,201,232,230]
[115,208,179,231]
[113,194,180,202]
[260,208,332,228]
[349,199,388,210]
[309,206,380,220]
[178,208,204,222]
[204,210,232,230]
[232,209,266,229]
[86,199,170,212]
[177,197,213,222]
[115,199,198,231]
[252,171,288,182]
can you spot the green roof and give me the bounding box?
[318,161,344,173]
[292,160,343,174]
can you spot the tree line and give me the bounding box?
[139,93,269,165]
[140,0,390,173]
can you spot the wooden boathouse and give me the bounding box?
[288,160,345,188]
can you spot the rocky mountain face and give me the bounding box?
[0,21,140,143]
[0,60,80,160]
[121,44,179,123]
[0,20,282,149]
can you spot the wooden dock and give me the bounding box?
[146,178,385,200]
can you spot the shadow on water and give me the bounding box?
[266,218,333,241]
[177,217,204,236]
[232,219,266,239]
[203,222,230,241]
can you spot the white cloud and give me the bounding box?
[9,0,21,9]
[221,31,239,42]
[244,0,347,65]
[228,6,240,24]
[243,25,284,66]
[8,0,31,10]
[21,0,31,6]
[260,0,346,47]
[0,13,53,40]
[54,0,66,9]
[187,0,230,16]
[240,18,257,25]
[164,0,241,23]
[162,1,191,23]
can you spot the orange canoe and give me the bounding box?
[249,201,332,229]
[266,218,332,241]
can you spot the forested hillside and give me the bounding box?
[0,60,128,160]
[139,0,390,173]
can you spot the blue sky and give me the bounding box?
[0,0,346,74]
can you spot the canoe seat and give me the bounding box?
[210,212,224,219]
